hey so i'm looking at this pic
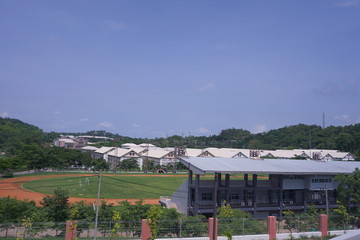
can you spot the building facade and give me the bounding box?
[166,157,360,218]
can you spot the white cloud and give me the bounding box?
[335,0,360,7]
[195,128,211,134]
[335,114,351,123]
[79,118,89,122]
[98,122,113,128]
[53,111,60,115]
[132,124,141,128]
[0,112,9,118]
[198,82,215,92]
[103,20,127,31]
[253,124,268,134]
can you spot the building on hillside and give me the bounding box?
[92,147,115,160]
[203,148,244,158]
[77,135,113,141]
[121,143,139,149]
[322,152,356,161]
[107,148,142,170]
[186,148,206,157]
[81,146,98,153]
[260,150,310,159]
[53,136,87,149]
[143,148,178,166]
[163,157,360,218]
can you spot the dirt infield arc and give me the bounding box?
[0,174,186,206]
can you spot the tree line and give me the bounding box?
[1,118,359,175]
[0,118,108,175]
[86,124,360,158]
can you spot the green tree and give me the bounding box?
[40,188,70,222]
[157,208,182,237]
[335,168,360,214]
[219,208,266,235]
[330,203,350,230]
[118,200,151,237]
[218,201,234,240]
[109,210,121,240]
[98,201,115,237]
[70,201,95,235]
[181,215,207,237]
[117,158,140,171]
[146,205,163,240]
[283,210,297,235]
[92,159,109,171]
[0,197,43,237]
[336,132,355,152]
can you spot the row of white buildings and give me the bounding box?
[85,143,356,170]
[53,135,113,149]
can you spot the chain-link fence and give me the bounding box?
[0,221,142,239]
[0,222,68,239]
[328,214,360,232]
[157,218,209,238]
[276,214,360,234]
[217,217,267,237]
[277,215,320,234]
[3,215,354,239]
[0,217,269,239]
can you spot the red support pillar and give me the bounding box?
[209,217,218,240]
[319,214,328,237]
[141,219,151,240]
[267,216,276,240]
[65,221,77,240]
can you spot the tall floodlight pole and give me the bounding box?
[213,173,218,240]
[94,173,102,240]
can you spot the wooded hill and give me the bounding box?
[0,118,359,174]
[82,124,360,159]
[0,118,96,174]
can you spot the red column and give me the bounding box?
[65,221,77,240]
[319,214,328,237]
[209,217,218,240]
[141,219,151,240]
[267,216,276,240]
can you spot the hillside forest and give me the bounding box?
[0,117,359,174]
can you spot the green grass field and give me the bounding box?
[21,173,268,199]
[23,175,188,199]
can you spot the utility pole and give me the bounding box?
[94,173,102,240]
[213,173,218,240]
[325,185,329,216]
[321,185,329,216]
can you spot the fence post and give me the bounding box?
[65,220,77,240]
[141,219,151,240]
[209,217,218,240]
[319,214,328,237]
[267,216,276,240]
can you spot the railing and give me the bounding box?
[1,215,357,239]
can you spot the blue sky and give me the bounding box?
[1,0,360,138]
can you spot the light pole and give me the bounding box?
[94,173,102,240]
